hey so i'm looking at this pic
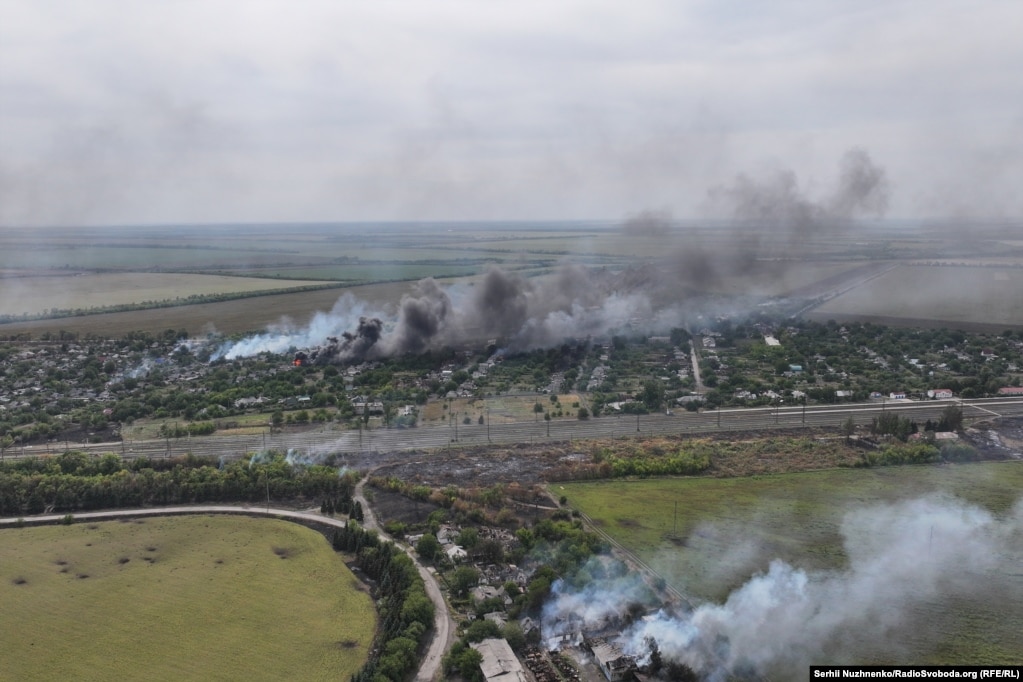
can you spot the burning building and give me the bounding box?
[587,638,638,682]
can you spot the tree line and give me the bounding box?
[0,450,352,516]
[332,522,435,682]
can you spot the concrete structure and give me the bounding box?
[471,638,528,682]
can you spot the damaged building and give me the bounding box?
[587,638,638,682]
[471,637,529,682]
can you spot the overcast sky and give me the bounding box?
[1,0,1021,227]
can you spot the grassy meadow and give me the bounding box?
[0,515,375,681]
[559,461,1023,664]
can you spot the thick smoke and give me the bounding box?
[213,149,890,363]
[655,146,891,296]
[216,264,657,363]
[541,495,1023,679]
[622,209,674,237]
[212,293,384,361]
[710,146,890,231]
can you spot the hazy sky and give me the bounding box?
[2,0,1021,226]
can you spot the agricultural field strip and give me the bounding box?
[1,273,342,317]
[815,264,1023,326]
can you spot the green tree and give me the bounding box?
[450,566,480,597]
[842,416,856,444]
[938,405,963,432]
[641,379,664,411]
[416,533,441,561]
[456,527,479,548]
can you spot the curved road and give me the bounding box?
[0,503,451,682]
[353,476,454,682]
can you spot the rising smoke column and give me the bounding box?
[311,316,384,364]
[657,147,892,297]
[212,292,385,360]
[380,278,453,354]
[710,146,890,232]
[541,495,1023,679]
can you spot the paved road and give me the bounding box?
[0,503,451,682]
[7,397,1023,464]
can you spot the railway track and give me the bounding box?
[8,397,1023,463]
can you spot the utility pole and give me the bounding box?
[487,408,491,443]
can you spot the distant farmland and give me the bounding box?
[810,264,1023,329]
[0,515,375,681]
[0,273,337,317]
[0,280,420,337]
[4,222,1023,337]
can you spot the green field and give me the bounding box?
[559,461,1023,664]
[0,516,375,681]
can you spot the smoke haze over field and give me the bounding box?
[211,148,892,363]
[541,495,1023,678]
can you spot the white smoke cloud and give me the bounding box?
[212,293,387,361]
[542,495,1023,678]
